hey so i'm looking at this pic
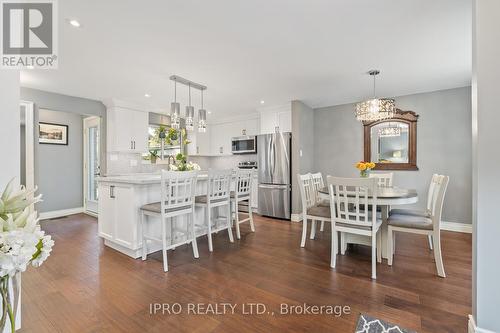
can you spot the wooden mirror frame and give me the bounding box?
[363,109,419,171]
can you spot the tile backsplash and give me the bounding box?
[105,153,257,175]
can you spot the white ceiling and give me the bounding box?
[21,0,472,120]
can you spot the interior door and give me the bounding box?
[84,117,101,214]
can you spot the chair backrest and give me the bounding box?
[160,170,198,214]
[206,169,232,202]
[431,175,449,228]
[426,174,440,212]
[310,172,325,204]
[369,172,393,187]
[234,169,253,198]
[327,176,378,228]
[297,173,315,211]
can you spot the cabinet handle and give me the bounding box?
[133,141,135,149]
[130,141,133,149]
[110,186,115,198]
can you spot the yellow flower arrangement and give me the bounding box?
[355,161,376,177]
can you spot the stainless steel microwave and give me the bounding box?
[231,136,257,154]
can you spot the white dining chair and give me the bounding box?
[387,175,449,277]
[297,173,331,247]
[390,173,439,250]
[310,172,329,232]
[196,169,234,251]
[369,172,393,187]
[327,176,382,279]
[140,170,199,272]
[230,169,255,239]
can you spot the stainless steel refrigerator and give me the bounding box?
[257,132,291,219]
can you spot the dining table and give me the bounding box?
[318,186,418,259]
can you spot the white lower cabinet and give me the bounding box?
[98,183,138,249]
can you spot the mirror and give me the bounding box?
[363,110,418,170]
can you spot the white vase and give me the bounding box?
[0,273,21,333]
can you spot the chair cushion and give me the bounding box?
[140,202,191,214]
[389,208,430,217]
[307,205,331,218]
[317,199,330,207]
[195,196,227,204]
[387,214,433,230]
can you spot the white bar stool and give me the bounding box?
[231,169,256,239]
[195,169,234,251]
[140,170,199,272]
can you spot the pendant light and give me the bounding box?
[198,89,207,133]
[185,83,194,131]
[355,70,395,122]
[170,79,181,129]
[378,122,401,137]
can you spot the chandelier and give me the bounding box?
[378,123,401,137]
[169,75,208,132]
[355,70,395,122]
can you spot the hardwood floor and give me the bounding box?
[21,213,471,333]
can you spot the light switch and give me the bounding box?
[110,154,118,161]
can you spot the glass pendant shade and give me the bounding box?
[355,98,395,122]
[355,70,395,122]
[198,109,207,133]
[185,105,194,131]
[170,102,180,129]
[378,123,401,137]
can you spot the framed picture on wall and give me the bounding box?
[39,122,69,145]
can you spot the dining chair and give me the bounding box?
[297,173,331,247]
[230,169,255,239]
[327,176,382,279]
[196,169,234,251]
[310,172,330,232]
[140,170,199,272]
[369,172,393,188]
[390,173,439,250]
[387,175,449,277]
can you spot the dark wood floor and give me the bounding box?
[21,213,471,333]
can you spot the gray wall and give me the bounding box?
[37,109,84,212]
[20,87,107,213]
[314,87,472,224]
[291,100,314,215]
[473,0,500,330]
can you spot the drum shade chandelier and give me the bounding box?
[355,70,395,122]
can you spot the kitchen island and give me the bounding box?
[97,172,257,258]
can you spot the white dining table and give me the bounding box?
[318,186,418,259]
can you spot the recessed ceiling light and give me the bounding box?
[68,19,81,27]
[260,100,265,104]
[144,93,151,98]
[207,111,212,114]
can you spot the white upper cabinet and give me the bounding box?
[209,117,259,155]
[258,102,292,134]
[105,99,149,153]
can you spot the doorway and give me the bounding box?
[20,101,35,211]
[83,116,101,215]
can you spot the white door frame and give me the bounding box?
[20,101,35,210]
[83,116,101,216]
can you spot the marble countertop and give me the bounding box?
[97,172,210,185]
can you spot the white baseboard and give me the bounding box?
[291,213,471,234]
[39,207,84,220]
[441,221,472,233]
[468,315,497,333]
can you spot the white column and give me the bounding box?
[472,0,500,332]
[0,71,20,188]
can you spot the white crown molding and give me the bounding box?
[468,315,497,333]
[39,207,84,221]
[102,98,152,113]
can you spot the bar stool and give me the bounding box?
[231,169,256,239]
[195,169,234,251]
[140,170,199,272]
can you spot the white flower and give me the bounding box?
[31,233,54,268]
[169,164,178,171]
[0,230,39,276]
